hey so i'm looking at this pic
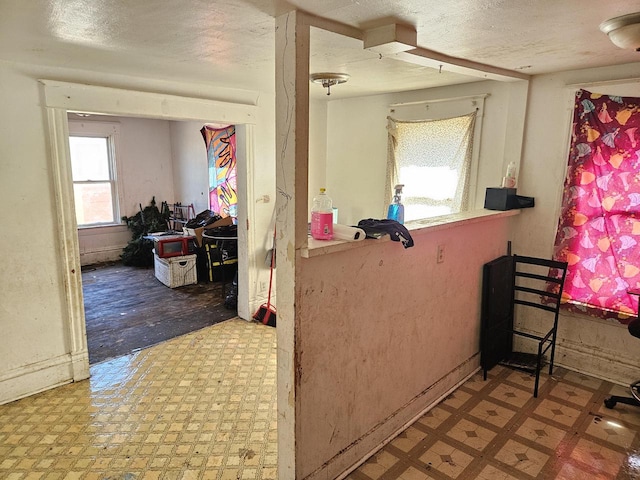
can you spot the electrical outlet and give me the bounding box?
[437,245,445,263]
[260,281,267,291]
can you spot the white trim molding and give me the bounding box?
[0,354,83,405]
[40,80,257,124]
[45,106,90,383]
[36,80,259,402]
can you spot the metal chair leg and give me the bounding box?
[534,342,543,398]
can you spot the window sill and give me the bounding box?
[404,208,520,234]
[78,223,127,231]
[301,208,520,258]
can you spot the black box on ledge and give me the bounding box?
[484,188,535,211]
[484,187,516,210]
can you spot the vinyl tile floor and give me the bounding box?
[348,364,640,480]
[2,319,640,480]
[0,319,277,480]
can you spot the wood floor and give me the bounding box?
[82,260,237,364]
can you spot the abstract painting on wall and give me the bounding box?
[201,124,237,219]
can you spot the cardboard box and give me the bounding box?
[184,216,233,247]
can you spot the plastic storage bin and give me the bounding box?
[154,252,198,288]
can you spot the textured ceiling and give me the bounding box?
[0,0,639,99]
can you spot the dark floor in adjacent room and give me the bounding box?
[82,261,237,364]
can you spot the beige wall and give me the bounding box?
[323,80,529,226]
[308,99,328,219]
[170,120,210,214]
[0,65,72,403]
[0,59,275,404]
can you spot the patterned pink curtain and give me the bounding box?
[201,125,237,218]
[552,89,640,324]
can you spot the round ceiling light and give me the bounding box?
[599,12,640,51]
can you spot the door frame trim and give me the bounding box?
[41,80,258,379]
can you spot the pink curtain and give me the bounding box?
[201,125,237,218]
[552,89,640,324]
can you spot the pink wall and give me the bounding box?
[295,213,515,478]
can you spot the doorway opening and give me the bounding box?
[66,112,245,364]
[43,80,257,379]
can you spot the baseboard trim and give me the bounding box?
[80,246,125,266]
[71,350,90,381]
[305,353,480,480]
[0,355,77,405]
[555,339,639,386]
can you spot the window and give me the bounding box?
[68,121,121,227]
[386,96,484,222]
[552,89,640,323]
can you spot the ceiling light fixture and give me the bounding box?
[600,12,640,51]
[310,72,350,96]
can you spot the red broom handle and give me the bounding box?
[266,226,276,309]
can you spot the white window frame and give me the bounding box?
[68,120,123,228]
[387,94,486,221]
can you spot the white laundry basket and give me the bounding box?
[153,252,198,288]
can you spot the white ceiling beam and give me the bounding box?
[395,47,530,82]
[362,22,529,82]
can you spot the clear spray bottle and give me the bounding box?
[387,184,405,224]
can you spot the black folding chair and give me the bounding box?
[481,254,568,398]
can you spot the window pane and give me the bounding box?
[390,112,475,222]
[400,166,458,200]
[73,183,115,225]
[69,136,110,181]
[406,204,452,220]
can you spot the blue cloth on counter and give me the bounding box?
[356,218,414,249]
